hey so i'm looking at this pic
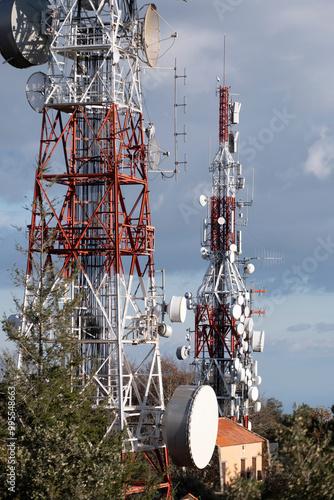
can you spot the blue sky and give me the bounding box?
[1,0,334,413]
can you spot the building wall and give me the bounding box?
[218,442,263,486]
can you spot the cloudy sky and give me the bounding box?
[1,0,334,412]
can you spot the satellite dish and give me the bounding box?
[142,4,160,68]
[199,195,208,207]
[162,385,218,469]
[147,136,160,169]
[231,304,241,320]
[237,295,244,306]
[158,323,172,338]
[167,296,187,323]
[176,345,189,360]
[236,323,244,335]
[244,317,254,333]
[245,263,255,274]
[0,0,51,69]
[254,401,262,412]
[248,386,259,402]
[26,72,47,113]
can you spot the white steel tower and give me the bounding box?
[190,83,265,429]
[0,0,187,495]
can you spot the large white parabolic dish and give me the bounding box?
[142,4,160,68]
[0,0,50,69]
[162,385,218,469]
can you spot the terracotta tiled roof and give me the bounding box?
[216,417,266,447]
[180,494,198,500]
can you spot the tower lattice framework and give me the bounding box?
[194,85,264,428]
[19,1,173,496]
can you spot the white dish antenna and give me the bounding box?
[162,385,218,469]
[0,0,51,69]
[176,345,189,360]
[158,323,172,338]
[147,136,161,169]
[199,194,208,207]
[231,304,241,320]
[26,72,47,113]
[248,386,259,402]
[167,296,187,323]
[142,4,160,68]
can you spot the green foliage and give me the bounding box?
[223,475,262,500]
[172,470,216,500]
[261,405,334,500]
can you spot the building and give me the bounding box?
[216,418,268,491]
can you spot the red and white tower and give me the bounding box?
[0,1,189,496]
[192,83,265,428]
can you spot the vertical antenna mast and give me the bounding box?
[193,53,266,429]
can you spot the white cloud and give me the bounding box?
[304,126,334,179]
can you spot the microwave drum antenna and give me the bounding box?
[0,0,50,69]
[26,72,47,113]
[142,3,160,68]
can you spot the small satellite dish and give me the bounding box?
[244,317,254,333]
[248,386,259,402]
[254,401,262,412]
[26,72,48,113]
[237,295,244,306]
[231,304,241,320]
[142,4,160,68]
[167,296,187,323]
[158,323,173,339]
[236,323,244,335]
[0,0,51,69]
[147,136,160,169]
[245,263,255,274]
[199,195,208,207]
[176,345,189,360]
